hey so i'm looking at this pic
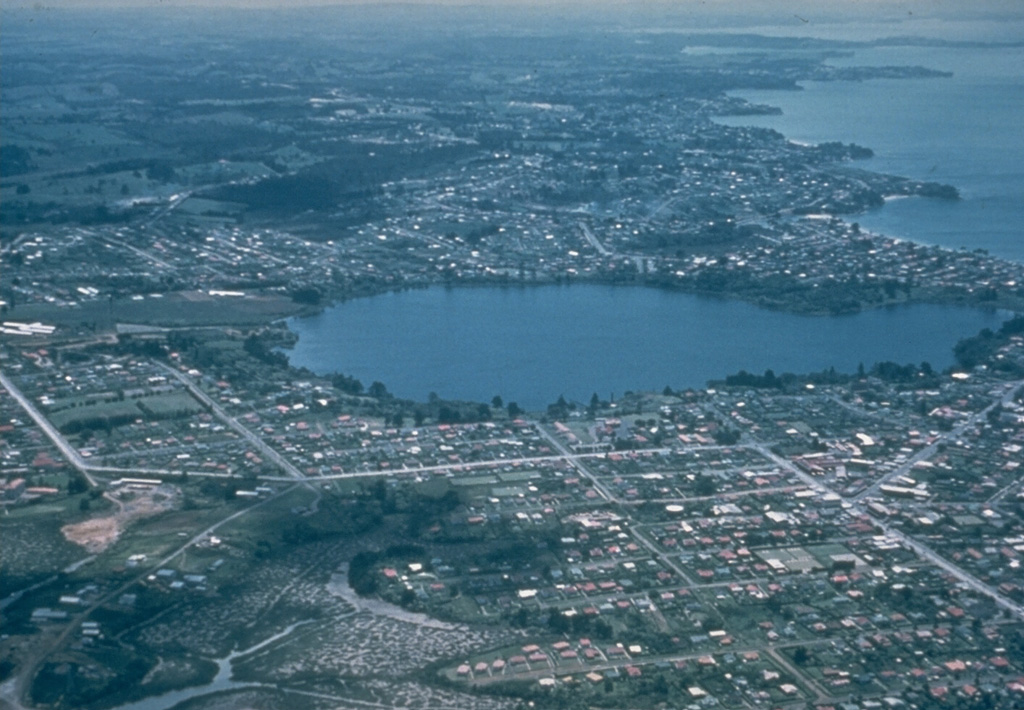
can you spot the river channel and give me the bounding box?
[105,621,313,710]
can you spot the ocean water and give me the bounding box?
[285,285,1006,409]
[713,43,1024,262]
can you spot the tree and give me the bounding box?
[369,478,387,502]
[368,381,389,399]
[349,551,381,595]
[712,428,740,445]
[507,402,522,418]
[695,474,717,496]
[512,607,530,628]
[290,286,322,305]
[491,395,503,410]
[548,394,570,419]
[438,405,460,423]
[67,475,89,495]
[547,608,569,634]
[146,163,176,182]
[332,373,363,395]
[593,619,613,639]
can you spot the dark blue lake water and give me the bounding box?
[285,285,1007,409]
[287,37,1021,410]
[714,44,1024,263]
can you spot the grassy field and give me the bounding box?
[46,390,205,432]
[14,291,311,329]
[136,391,206,418]
[177,197,246,216]
[0,495,103,594]
[214,485,318,548]
[49,400,145,429]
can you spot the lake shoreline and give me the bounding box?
[283,283,1012,410]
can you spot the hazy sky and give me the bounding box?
[1,0,996,9]
[3,0,1019,25]
[4,0,1021,42]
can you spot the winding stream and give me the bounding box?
[106,620,314,710]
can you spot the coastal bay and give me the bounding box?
[714,43,1024,263]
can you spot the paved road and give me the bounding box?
[1,366,312,491]
[140,190,191,228]
[466,637,831,688]
[257,448,659,483]
[98,233,176,270]
[0,372,304,709]
[826,393,883,420]
[262,441,750,484]
[766,647,831,704]
[853,380,1024,502]
[618,485,806,506]
[157,364,316,494]
[880,524,1024,621]
[0,374,245,487]
[537,425,701,585]
[537,426,616,501]
[12,358,1022,625]
[752,442,1024,623]
[578,221,612,257]
[2,483,301,710]
[986,476,1023,506]
[7,356,1023,710]
[0,371,98,487]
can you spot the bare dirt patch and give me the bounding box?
[62,517,120,553]
[61,485,181,553]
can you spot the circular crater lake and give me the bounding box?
[284,285,1008,410]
